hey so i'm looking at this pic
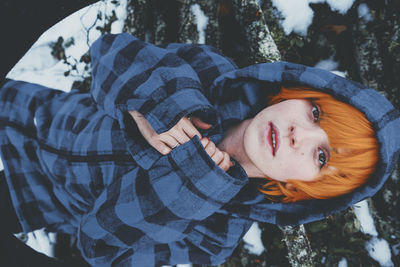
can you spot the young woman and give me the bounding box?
[1,31,399,267]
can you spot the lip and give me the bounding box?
[266,122,280,156]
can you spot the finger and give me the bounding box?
[204,140,216,157]
[159,134,181,149]
[218,152,232,171]
[200,137,210,148]
[181,119,202,139]
[168,128,191,144]
[151,140,172,155]
[190,116,212,130]
[211,150,224,165]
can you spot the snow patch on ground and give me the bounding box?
[190,4,208,44]
[353,200,378,236]
[326,0,355,14]
[330,70,347,77]
[314,58,346,77]
[358,3,372,22]
[7,0,127,92]
[354,200,394,267]
[243,222,265,255]
[392,243,400,256]
[22,230,57,258]
[314,57,339,71]
[366,237,394,267]
[271,0,314,36]
[338,257,348,267]
[271,0,355,35]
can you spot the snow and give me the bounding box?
[358,3,372,22]
[326,0,355,14]
[22,229,57,257]
[353,200,378,236]
[110,0,128,34]
[243,222,265,255]
[330,70,347,77]
[7,0,127,92]
[5,0,127,258]
[314,57,339,71]
[190,4,209,44]
[338,257,348,267]
[314,58,346,77]
[392,243,400,256]
[366,237,394,267]
[271,0,356,35]
[354,200,394,267]
[271,0,314,36]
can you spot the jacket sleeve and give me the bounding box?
[78,215,252,266]
[89,33,223,134]
[78,136,249,266]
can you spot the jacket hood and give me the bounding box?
[218,61,400,226]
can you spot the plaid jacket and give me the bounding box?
[0,33,253,266]
[1,33,399,266]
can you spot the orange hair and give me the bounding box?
[258,86,378,203]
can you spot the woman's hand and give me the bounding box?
[200,137,234,172]
[129,111,233,171]
[129,110,212,155]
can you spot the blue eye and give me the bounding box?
[311,103,320,123]
[318,148,327,168]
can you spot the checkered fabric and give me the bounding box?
[0,33,399,266]
[0,33,252,266]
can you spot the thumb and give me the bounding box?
[190,116,212,130]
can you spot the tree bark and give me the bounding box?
[279,225,316,267]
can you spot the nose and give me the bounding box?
[289,124,323,148]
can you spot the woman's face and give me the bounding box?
[243,99,331,182]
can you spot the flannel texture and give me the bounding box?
[1,33,399,266]
[0,33,251,266]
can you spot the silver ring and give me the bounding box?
[173,142,180,149]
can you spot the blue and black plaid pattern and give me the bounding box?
[0,33,399,266]
[0,33,250,266]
